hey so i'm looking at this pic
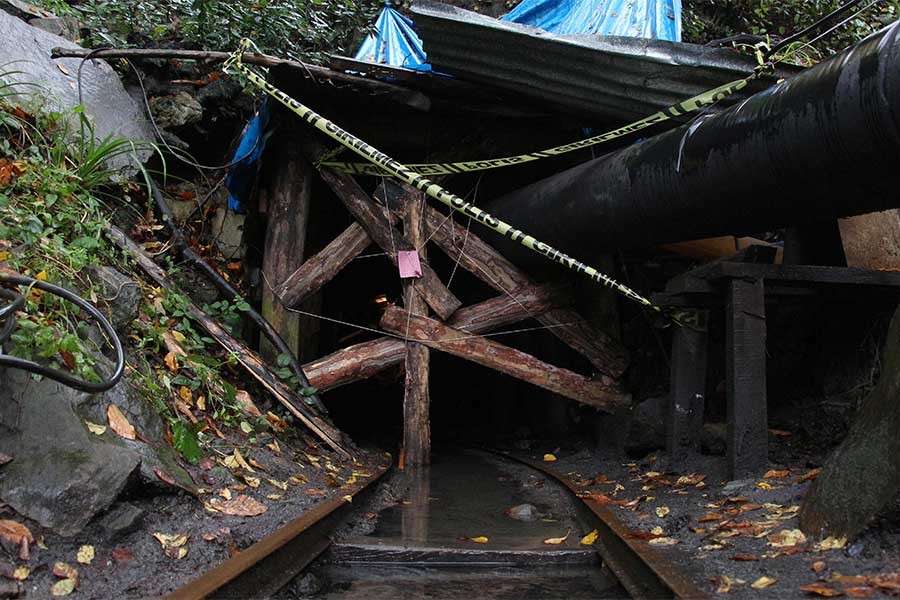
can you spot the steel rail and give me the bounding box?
[166,461,391,600]
[491,450,710,600]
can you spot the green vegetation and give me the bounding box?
[34,0,381,63]
[684,0,900,62]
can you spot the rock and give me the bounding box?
[196,78,243,106]
[0,10,153,170]
[0,369,140,536]
[29,16,81,42]
[505,503,540,522]
[290,572,324,597]
[0,0,54,21]
[86,266,141,332]
[149,91,203,129]
[211,207,247,259]
[0,367,196,536]
[720,478,755,496]
[97,502,144,539]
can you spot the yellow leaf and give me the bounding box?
[763,469,790,479]
[650,526,664,536]
[655,506,670,518]
[767,529,807,548]
[342,495,353,503]
[470,536,489,543]
[756,481,779,490]
[179,386,192,404]
[543,531,570,545]
[223,449,254,473]
[171,330,186,343]
[196,395,206,411]
[35,271,47,282]
[751,576,777,589]
[218,488,232,500]
[12,567,29,581]
[84,420,106,435]
[164,351,179,372]
[266,440,281,454]
[51,579,76,597]
[543,454,557,462]
[814,536,847,551]
[241,475,260,488]
[76,545,94,564]
[0,251,8,261]
[580,530,599,545]
[267,479,288,491]
[266,494,283,500]
[107,405,136,440]
[648,537,679,546]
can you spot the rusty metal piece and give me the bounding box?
[495,451,710,600]
[166,462,391,600]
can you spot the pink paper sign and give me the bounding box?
[397,250,423,279]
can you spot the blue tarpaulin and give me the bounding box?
[501,0,682,41]
[226,99,271,213]
[354,2,432,71]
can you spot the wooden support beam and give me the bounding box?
[726,278,768,478]
[260,150,310,359]
[105,225,351,458]
[666,319,708,465]
[419,205,629,377]
[401,195,431,466]
[379,306,629,411]
[302,284,565,392]
[275,222,372,309]
[319,169,461,320]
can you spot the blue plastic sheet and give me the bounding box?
[354,2,432,71]
[226,99,271,213]
[501,0,682,41]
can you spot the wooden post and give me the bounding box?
[666,316,708,465]
[301,284,567,392]
[260,148,310,359]
[319,169,461,320]
[380,307,629,411]
[725,278,767,478]
[401,192,431,466]
[418,204,629,377]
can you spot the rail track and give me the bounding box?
[167,450,708,599]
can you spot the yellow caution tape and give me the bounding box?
[223,40,721,320]
[320,78,754,176]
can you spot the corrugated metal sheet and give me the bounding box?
[410,0,799,124]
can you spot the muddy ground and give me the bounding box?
[7,428,389,599]
[520,428,900,598]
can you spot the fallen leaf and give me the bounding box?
[650,526,665,536]
[701,543,726,551]
[11,566,29,581]
[699,512,723,523]
[813,561,827,573]
[731,554,760,561]
[757,481,781,490]
[266,494,283,500]
[580,529,599,545]
[585,493,629,506]
[164,351,179,372]
[800,583,843,597]
[267,479,288,491]
[266,440,281,454]
[655,506,671,518]
[768,529,807,548]
[831,575,870,586]
[235,390,262,417]
[799,468,822,482]
[107,405,136,440]
[342,495,353,503]
[845,587,876,598]
[469,536,489,543]
[152,532,189,559]
[714,575,745,593]
[751,576,777,589]
[209,495,267,517]
[814,536,847,551]
[0,520,33,545]
[763,469,790,479]
[305,489,326,496]
[51,578,76,597]
[288,474,308,485]
[648,536,679,546]
[543,531,569,545]
[248,459,268,472]
[76,545,94,564]
[111,548,133,564]
[223,449,254,473]
[179,386,193,404]
[267,412,288,432]
[675,473,706,486]
[543,454,557,462]
[53,563,77,580]
[85,420,106,435]
[769,428,793,437]
[871,573,900,591]
[239,474,260,488]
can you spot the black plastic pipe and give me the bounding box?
[486,21,900,266]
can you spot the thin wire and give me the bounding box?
[782,0,883,59]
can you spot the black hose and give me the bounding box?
[0,274,125,393]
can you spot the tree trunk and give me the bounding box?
[799,304,900,539]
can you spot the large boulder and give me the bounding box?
[0,10,153,168]
[0,368,194,536]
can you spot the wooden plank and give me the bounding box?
[726,278,767,478]
[380,306,629,411]
[275,222,372,309]
[666,320,708,465]
[260,150,310,359]
[420,205,628,377]
[401,193,431,466]
[105,225,351,458]
[320,169,462,320]
[302,284,566,392]
[700,262,900,288]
